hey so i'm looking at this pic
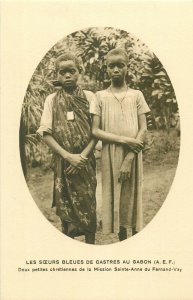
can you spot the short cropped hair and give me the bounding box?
[55,53,81,71]
[106,48,128,64]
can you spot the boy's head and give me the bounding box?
[106,48,128,86]
[55,53,81,91]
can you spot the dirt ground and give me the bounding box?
[27,142,179,245]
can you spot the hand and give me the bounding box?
[118,158,133,183]
[66,154,87,168]
[124,137,144,153]
[65,165,79,175]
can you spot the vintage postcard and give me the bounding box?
[1,1,193,299]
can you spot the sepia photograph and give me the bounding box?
[1,2,193,300]
[20,27,180,245]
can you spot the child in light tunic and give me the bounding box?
[91,49,150,240]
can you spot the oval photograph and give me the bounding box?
[19,27,180,245]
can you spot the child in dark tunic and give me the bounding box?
[37,53,97,244]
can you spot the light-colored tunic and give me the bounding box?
[90,87,150,234]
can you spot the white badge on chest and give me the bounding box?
[67,111,74,121]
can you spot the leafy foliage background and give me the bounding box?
[20,27,179,175]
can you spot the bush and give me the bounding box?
[143,129,180,165]
[20,27,179,172]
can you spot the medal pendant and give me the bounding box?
[67,111,74,121]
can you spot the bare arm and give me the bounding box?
[119,114,147,182]
[92,115,144,151]
[65,137,98,175]
[43,134,86,168]
[124,113,147,159]
[137,113,148,142]
[92,115,127,144]
[81,138,98,158]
